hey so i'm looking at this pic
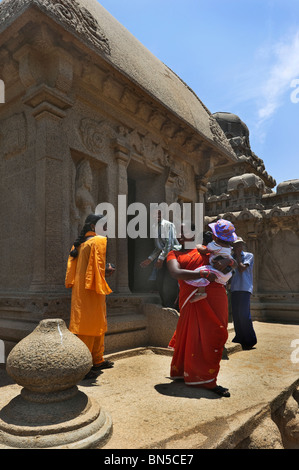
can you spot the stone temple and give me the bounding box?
[0,0,298,356]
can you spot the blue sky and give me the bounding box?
[99,0,299,188]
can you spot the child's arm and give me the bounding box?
[196,244,210,254]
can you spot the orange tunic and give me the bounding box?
[65,233,112,336]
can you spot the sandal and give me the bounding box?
[211,385,230,397]
[92,360,114,370]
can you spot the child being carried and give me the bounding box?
[185,219,237,303]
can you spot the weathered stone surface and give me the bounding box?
[6,318,92,393]
[0,321,298,449]
[0,319,112,449]
[237,416,284,449]
[274,389,299,449]
[143,303,179,348]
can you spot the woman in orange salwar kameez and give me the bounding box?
[167,224,236,397]
[65,214,114,379]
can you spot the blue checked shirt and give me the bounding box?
[230,251,254,293]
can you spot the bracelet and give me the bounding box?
[200,269,210,279]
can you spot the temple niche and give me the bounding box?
[73,159,96,231]
[205,112,299,323]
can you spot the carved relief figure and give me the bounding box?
[258,229,299,293]
[75,159,96,231]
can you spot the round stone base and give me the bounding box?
[0,392,112,449]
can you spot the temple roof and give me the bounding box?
[0,0,236,160]
[212,112,250,137]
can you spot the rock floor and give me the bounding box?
[0,321,299,449]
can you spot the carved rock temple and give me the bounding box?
[206,112,299,323]
[0,0,298,356]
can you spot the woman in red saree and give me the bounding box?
[167,224,235,397]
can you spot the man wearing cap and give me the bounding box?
[230,237,257,350]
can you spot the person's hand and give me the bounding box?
[197,269,217,283]
[206,272,217,282]
[196,244,208,253]
[237,262,248,273]
[140,258,152,268]
[213,258,231,272]
[155,259,164,270]
[105,263,115,277]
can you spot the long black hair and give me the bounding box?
[70,214,104,258]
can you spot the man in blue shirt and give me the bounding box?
[230,237,257,350]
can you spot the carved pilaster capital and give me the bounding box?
[195,175,209,193]
[113,139,130,166]
[23,84,73,120]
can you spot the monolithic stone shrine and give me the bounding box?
[0,0,298,356]
[206,112,299,323]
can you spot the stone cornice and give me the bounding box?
[0,0,111,56]
[207,203,299,223]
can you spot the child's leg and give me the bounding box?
[184,266,211,287]
[189,286,207,302]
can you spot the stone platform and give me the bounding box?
[0,321,299,449]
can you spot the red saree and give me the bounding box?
[167,249,228,389]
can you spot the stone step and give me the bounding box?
[105,313,239,357]
[105,312,148,353]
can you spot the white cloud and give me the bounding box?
[257,30,299,123]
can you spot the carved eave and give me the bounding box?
[0,0,111,57]
[207,203,299,226]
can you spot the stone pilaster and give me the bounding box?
[24,86,73,292]
[13,34,75,292]
[114,139,131,294]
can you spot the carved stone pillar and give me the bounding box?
[24,86,73,292]
[13,37,74,293]
[114,140,131,294]
[196,149,218,218]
